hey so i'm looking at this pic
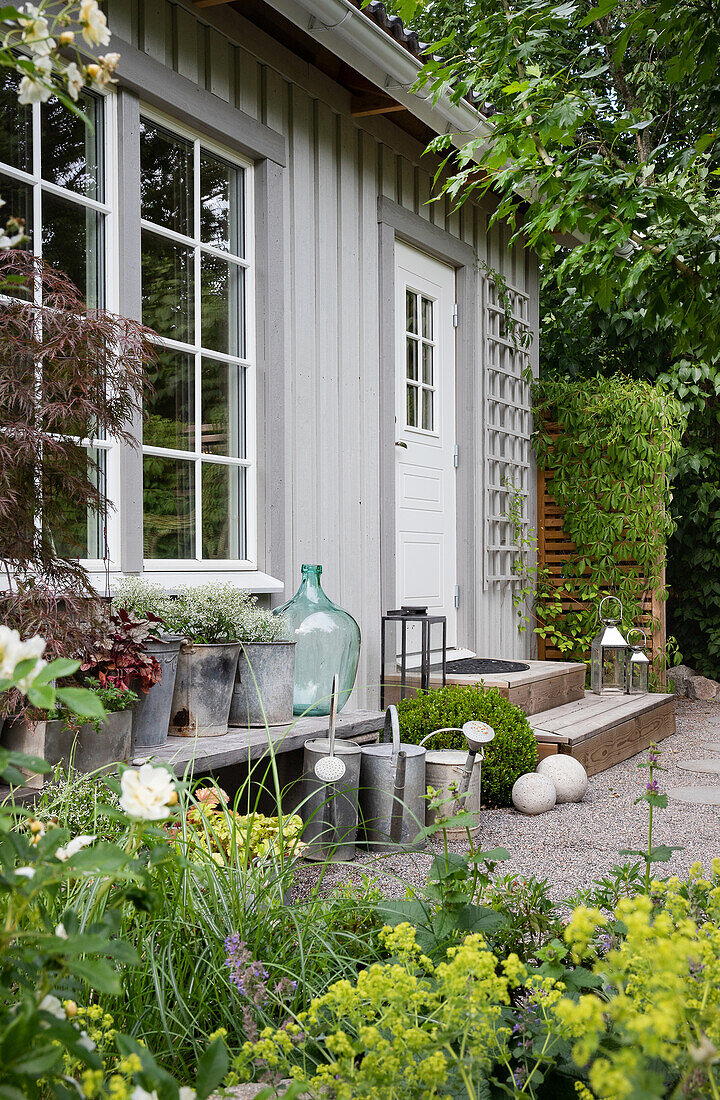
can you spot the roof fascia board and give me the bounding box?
[268,0,492,149]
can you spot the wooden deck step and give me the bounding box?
[529,691,675,776]
[383,659,586,716]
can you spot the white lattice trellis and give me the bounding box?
[484,279,533,585]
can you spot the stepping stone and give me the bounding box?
[677,759,720,775]
[668,785,720,806]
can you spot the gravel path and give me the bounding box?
[292,697,720,902]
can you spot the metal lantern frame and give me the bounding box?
[590,595,629,695]
[625,627,650,695]
[380,608,447,709]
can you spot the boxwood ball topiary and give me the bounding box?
[396,684,538,807]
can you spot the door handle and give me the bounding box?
[395,440,408,448]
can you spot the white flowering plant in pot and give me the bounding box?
[0,631,229,1099]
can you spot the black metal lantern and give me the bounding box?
[590,596,629,695]
[380,606,447,709]
[625,628,650,694]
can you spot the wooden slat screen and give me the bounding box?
[537,435,666,680]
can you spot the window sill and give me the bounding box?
[88,570,285,595]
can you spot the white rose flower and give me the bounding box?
[17,55,53,105]
[19,4,55,55]
[179,1088,197,1100]
[39,994,65,1020]
[65,61,84,102]
[131,1088,159,1100]
[55,923,68,939]
[79,0,111,46]
[55,835,96,862]
[14,866,35,879]
[120,764,176,821]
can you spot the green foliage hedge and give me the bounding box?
[396,684,538,807]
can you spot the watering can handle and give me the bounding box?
[384,705,401,762]
[418,727,463,748]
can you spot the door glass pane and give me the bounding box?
[202,462,244,560]
[201,254,242,356]
[144,349,195,451]
[42,193,103,307]
[422,389,434,431]
[406,337,418,381]
[202,358,244,457]
[143,455,195,559]
[421,296,433,339]
[41,92,102,200]
[142,230,193,342]
[406,289,417,334]
[140,120,193,236]
[200,152,243,255]
[0,70,32,172]
[406,384,418,427]
[422,343,433,385]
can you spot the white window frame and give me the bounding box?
[403,283,439,438]
[0,85,121,573]
[138,105,257,573]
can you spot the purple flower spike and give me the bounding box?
[647,779,659,793]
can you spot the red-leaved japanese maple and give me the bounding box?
[0,250,156,591]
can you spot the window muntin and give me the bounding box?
[405,288,436,433]
[139,115,253,565]
[0,71,113,562]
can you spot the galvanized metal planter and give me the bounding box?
[132,635,183,751]
[229,640,296,728]
[169,642,242,737]
[2,711,132,786]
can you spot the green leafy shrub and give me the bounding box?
[396,684,538,807]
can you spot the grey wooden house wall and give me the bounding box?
[107,0,539,707]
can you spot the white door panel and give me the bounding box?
[395,241,457,650]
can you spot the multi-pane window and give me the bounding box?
[405,288,435,432]
[139,115,252,564]
[0,71,111,560]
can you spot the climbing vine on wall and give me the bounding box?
[512,376,686,669]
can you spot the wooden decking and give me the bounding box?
[382,659,586,716]
[132,710,384,776]
[530,691,675,776]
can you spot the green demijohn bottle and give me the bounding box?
[274,564,361,717]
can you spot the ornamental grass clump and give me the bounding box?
[397,684,538,806]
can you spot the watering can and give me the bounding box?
[420,722,495,835]
[358,705,426,852]
[301,676,362,861]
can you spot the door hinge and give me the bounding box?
[453,444,459,469]
[454,584,460,608]
[452,303,458,328]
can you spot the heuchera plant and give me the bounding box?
[81,609,161,693]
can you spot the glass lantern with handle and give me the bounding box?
[625,627,650,694]
[590,596,629,695]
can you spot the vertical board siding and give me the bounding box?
[120,0,539,700]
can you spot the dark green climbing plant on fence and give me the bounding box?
[511,375,686,672]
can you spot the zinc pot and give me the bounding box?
[424,749,483,837]
[169,642,241,737]
[229,640,296,728]
[2,712,132,787]
[132,635,184,752]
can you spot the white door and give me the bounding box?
[395,242,458,650]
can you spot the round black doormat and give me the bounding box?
[443,657,531,675]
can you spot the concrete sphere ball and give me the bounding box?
[537,755,589,804]
[511,772,557,815]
